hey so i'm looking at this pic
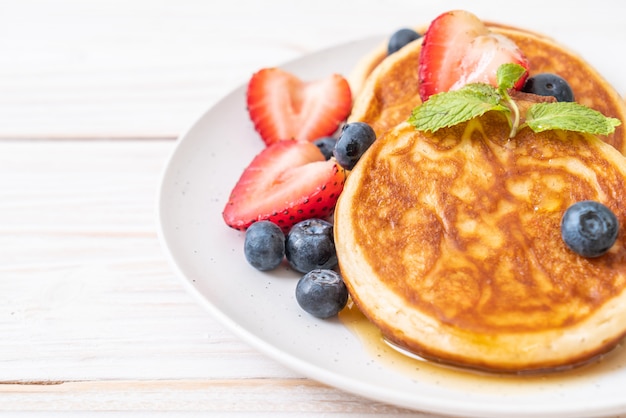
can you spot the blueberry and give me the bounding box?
[295,269,349,318]
[522,73,575,102]
[313,136,337,160]
[388,28,422,55]
[561,201,619,258]
[244,221,285,271]
[333,122,376,170]
[285,218,337,273]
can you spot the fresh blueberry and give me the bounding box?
[285,218,337,273]
[522,73,575,102]
[333,122,376,170]
[561,201,619,258]
[313,136,337,160]
[388,28,422,55]
[244,220,285,271]
[295,269,349,318]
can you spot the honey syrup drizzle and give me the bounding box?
[338,299,626,393]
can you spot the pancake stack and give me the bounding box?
[335,14,626,373]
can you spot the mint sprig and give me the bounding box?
[524,102,621,136]
[497,63,527,91]
[408,64,621,138]
[496,63,527,135]
[406,84,507,131]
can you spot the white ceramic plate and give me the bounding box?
[157,34,626,417]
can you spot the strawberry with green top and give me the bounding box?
[223,140,346,233]
[247,68,352,146]
[418,10,530,101]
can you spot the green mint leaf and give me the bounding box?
[409,84,507,133]
[525,102,622,136]
[496,63,526,137]
[496,63,527,92]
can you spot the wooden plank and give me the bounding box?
[1,0,622,138]
[0,379,427,415]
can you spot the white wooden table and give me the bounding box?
[2,1,625,416]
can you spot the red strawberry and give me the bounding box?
[418,10,529,101]
[223,140,346,233]
[246,68,352,146]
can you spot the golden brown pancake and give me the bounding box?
[348,25,626,154]
[334,111,626,373]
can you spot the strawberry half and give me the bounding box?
[246,68,352,146]
[223,140,346,233]
[418,10,529,101]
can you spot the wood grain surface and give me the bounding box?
[1,0,625,416]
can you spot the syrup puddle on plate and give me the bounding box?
[338,299,626,394]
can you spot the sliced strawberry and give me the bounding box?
[246,68,352,146]
[223,140,346,233]
[419,10,529,101]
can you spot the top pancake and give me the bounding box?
[348,25,626,154]
[334,112,626,373]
